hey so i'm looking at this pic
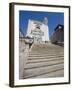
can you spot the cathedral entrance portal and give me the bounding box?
[33,36,42,43]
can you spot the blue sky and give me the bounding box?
[19,10,64,37]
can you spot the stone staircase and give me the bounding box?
[23,43,64,79]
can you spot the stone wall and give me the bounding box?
[19,39,29,79]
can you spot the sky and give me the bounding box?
[19,10,64,37]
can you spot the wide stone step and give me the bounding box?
[32,47,63,50]
[30,51,63,54]
[31,45,63,47]
[30,51,64,54]
[32,44,63,48]
[23,63,64,78]
[32,47,63,49]
[31,69,64,78]
[29,52,64,55]
[27,57,64,63]
[29,54,64,57]
[28,56,64,60]
[25,59,64,69]
[31,49,63,52]
[32,46,63,48]
[31,48,63,50]
[31,46,63,49]
[30,49,64,52]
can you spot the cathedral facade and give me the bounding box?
[26,17,49,43]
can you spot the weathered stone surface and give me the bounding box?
[19,42,64,79]
[19,39,29,79]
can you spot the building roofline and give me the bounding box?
[54,24,64,31]
[29,19,48,26]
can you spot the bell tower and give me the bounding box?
[43,17,48,25]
